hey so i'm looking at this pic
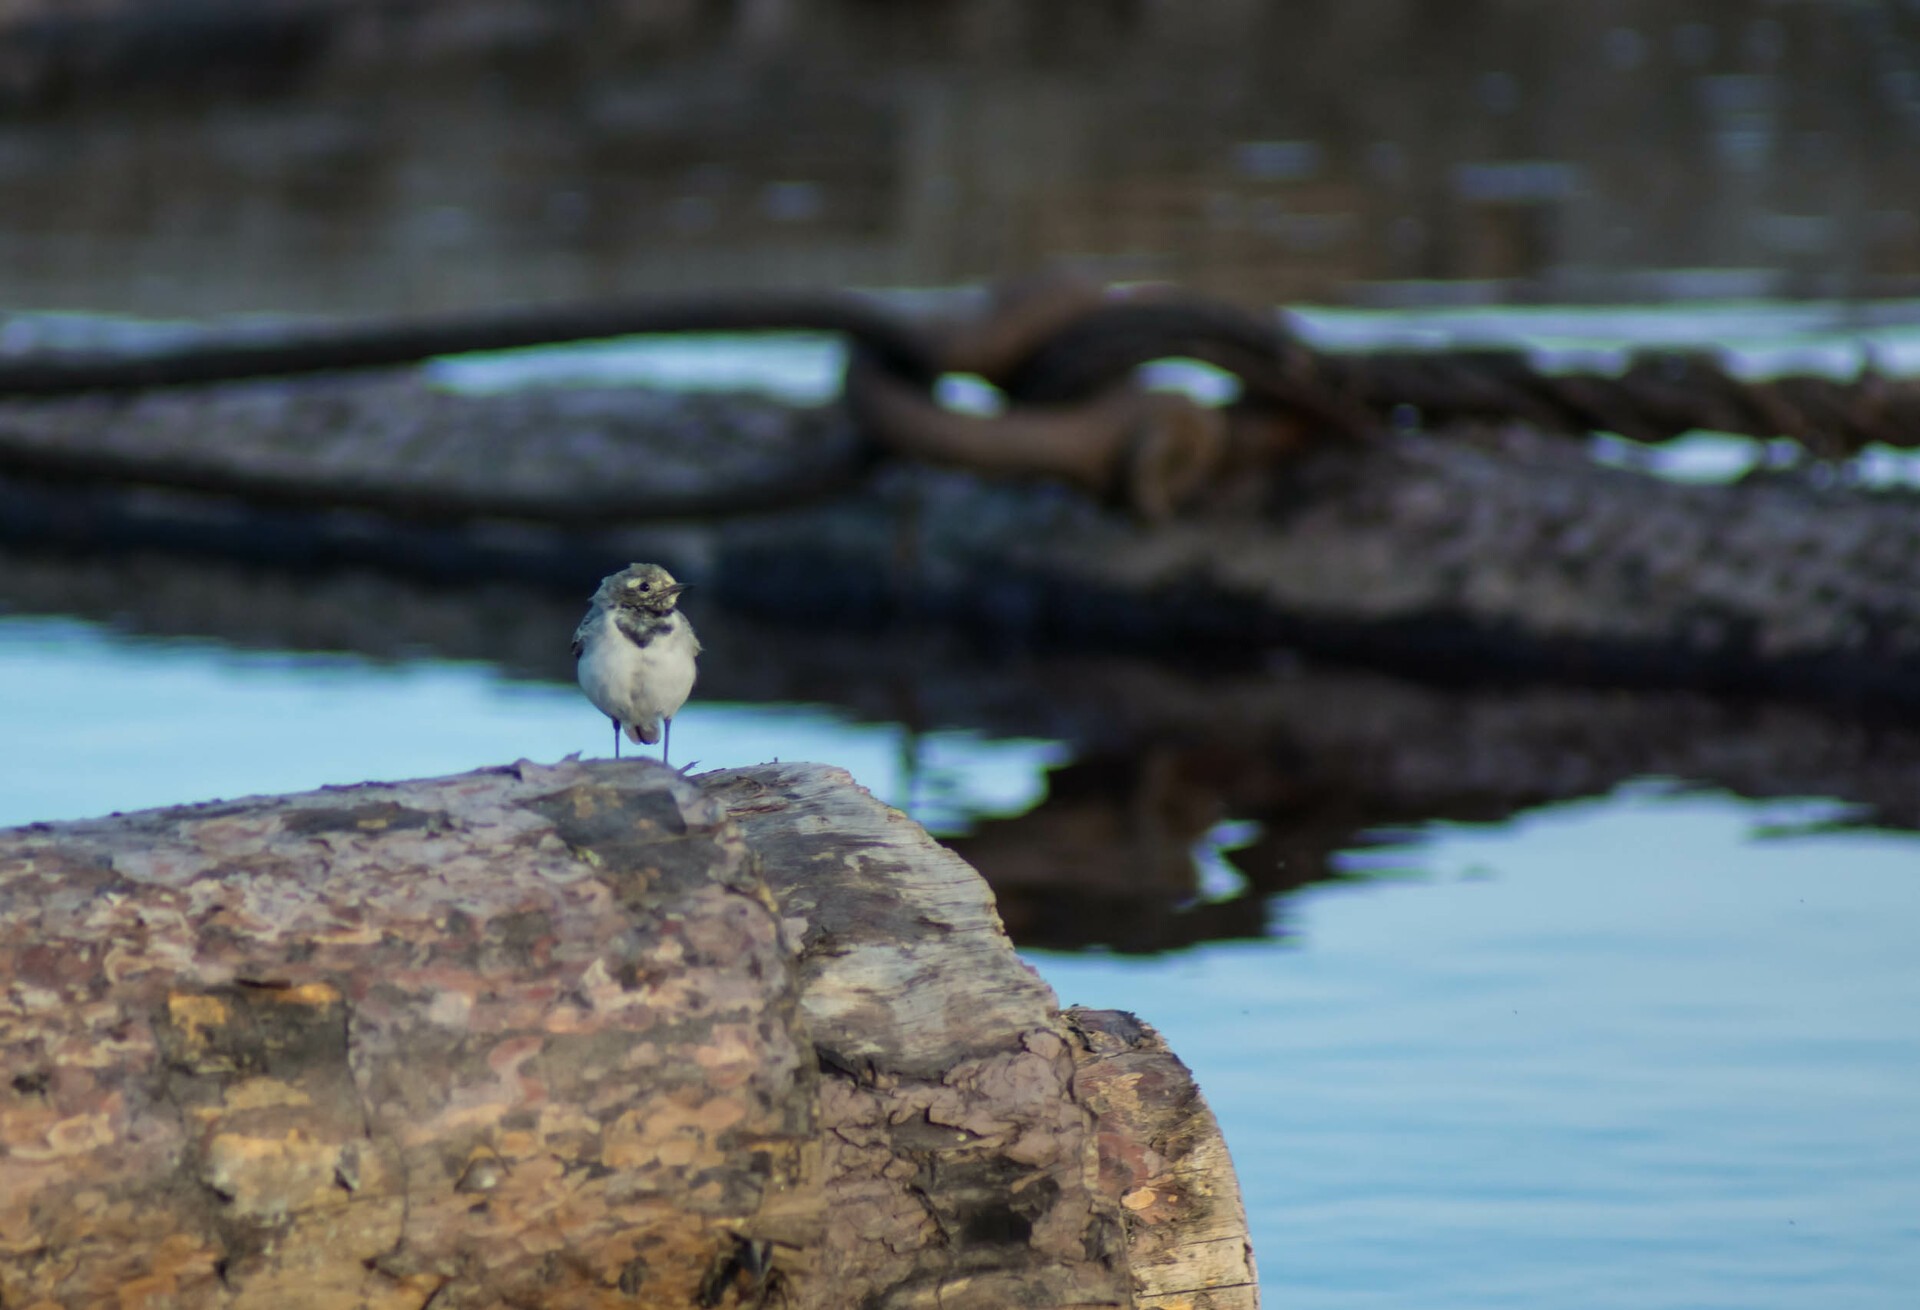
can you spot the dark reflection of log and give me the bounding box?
[944,748,1273,954]
[5,544,1920,952]
[946,746,1445,954]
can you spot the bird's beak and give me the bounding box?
[658,583,690,601]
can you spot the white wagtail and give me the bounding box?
[572,562,701,764]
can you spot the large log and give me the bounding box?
[0,760,1255,1309]
[3,369,1918,708]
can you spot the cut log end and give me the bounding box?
[1068,1008,1260,1310]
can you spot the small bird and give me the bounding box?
[572,562,701,763]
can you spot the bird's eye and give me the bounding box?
[638,583,651,592]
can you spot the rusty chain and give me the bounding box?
[0,282,1912,518]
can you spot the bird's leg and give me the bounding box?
[662,718,672,767]
[612,717,621,761]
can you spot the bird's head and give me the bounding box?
[599,562,689,615]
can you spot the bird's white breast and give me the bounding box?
[576,608,699,736]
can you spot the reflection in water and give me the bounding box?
[3,0,1918,317]
[946,746,1331,953]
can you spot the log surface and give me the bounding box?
[709,764,1128,1308]
[1,761,811,1308]
[0,760,1247,1308]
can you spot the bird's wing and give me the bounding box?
[570,611,594,660]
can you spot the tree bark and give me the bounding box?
[0,760,1254,1309]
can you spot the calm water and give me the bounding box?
[0,615,1060,833]
[6,0,1920,316]
[3,613,1915,1308]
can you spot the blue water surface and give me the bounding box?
[1042,795,1920,1309]
[0,615,1058,832]
[2,613,1917,1309]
